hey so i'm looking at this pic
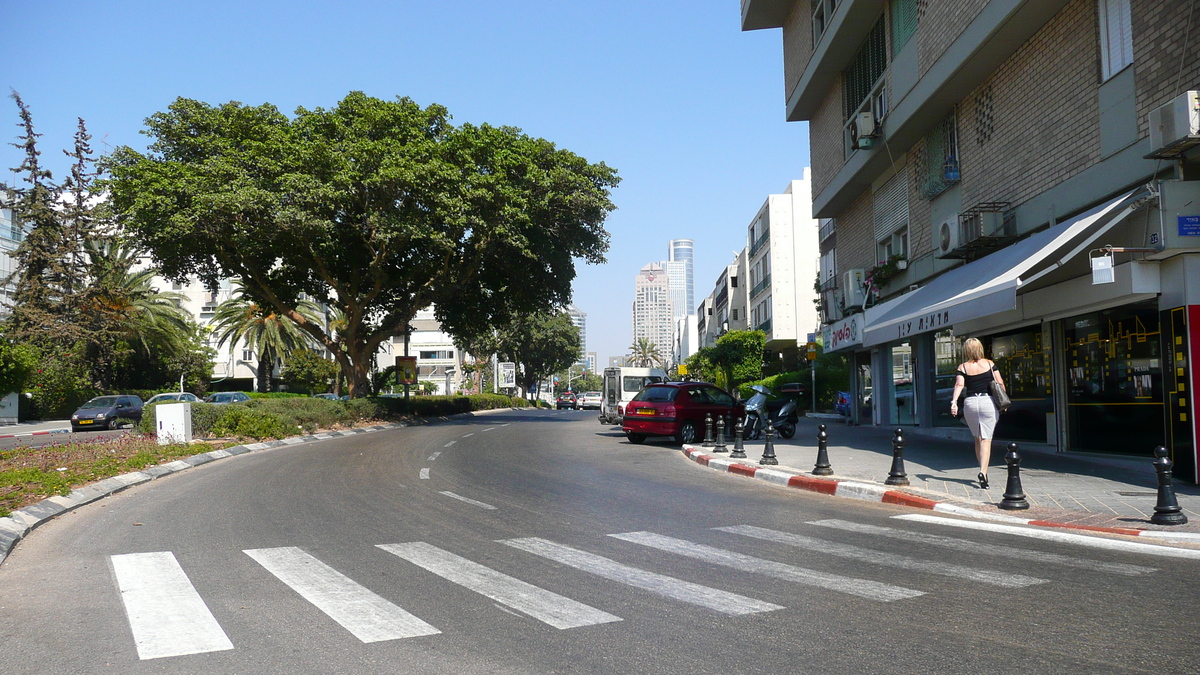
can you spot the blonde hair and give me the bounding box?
[963,337,985,361]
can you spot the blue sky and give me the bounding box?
[2,0,811,367]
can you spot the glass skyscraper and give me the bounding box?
[667,239,694,317]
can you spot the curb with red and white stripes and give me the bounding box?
[681,445,1200,544]
[0,428,71,440]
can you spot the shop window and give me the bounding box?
[891,342,916,425]
[987,327,1053,442]
[933,330,963,427]
[1063,303,1164,454]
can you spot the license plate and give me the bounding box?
[636,409,655,415]
[79,420,92,424]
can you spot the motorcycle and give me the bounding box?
[742,384,798,440]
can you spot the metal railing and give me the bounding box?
[750,273,772,299]
[748,227,771,258]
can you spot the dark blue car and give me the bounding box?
[834,391,852,417]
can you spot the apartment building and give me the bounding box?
[746,173,821,368]
[744,0,1200,480]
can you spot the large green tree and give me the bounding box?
[629,337,662,367]
[482,310,581,396]
[687,330,765,393]
[103,92,617,396]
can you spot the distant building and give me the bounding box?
[668,239,696,317]
[585,351,597,374]
[632,262,674,365]
[567,304,587,363]
[0,202,22,318]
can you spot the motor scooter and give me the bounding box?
[742,385,798,440]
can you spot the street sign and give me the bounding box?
[499,362,517,388]
[677,364,688,376]
[806,342,818,361]
[395,356,418,384]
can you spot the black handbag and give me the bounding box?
[989,379,1010,413]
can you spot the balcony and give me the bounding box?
[748,226,771,258]
[750,273,772,300]
[819,219,836,242]
[756,318,773,333]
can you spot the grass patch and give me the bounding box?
[0,434,215,518]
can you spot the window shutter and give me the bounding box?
[873,168,910,240]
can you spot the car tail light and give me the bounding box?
[663,405,676,417]
[618,405,624,416]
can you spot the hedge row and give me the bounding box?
[137,394,539,440]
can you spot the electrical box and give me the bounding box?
[157,402,192,445]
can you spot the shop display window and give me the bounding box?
[933,330,963,427]
[1063,303,1164,454]
[988,327,1053,442]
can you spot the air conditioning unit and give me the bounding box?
[850,112,878,150]
[1147,90,1200,158]
[842,269,866,308]
[935,214,961,258]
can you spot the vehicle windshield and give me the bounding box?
[632,386,679,403]
[80,396,119,409]
[624,376,665,392]
[153,394,180,401]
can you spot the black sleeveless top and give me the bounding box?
[958,362,995,395]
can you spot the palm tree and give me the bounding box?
[80,239,193,386]
[629,337,662,368]
[211,281,324,393]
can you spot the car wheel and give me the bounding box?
[778,422,796,439]
[673,420,697,446]
[625,432,646,444]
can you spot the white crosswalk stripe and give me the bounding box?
[378,542,621,629]
[611,531,924,602]
[808,519,1157,576]
[894,514,1200,560]
[717,525,1047,588]
[244,547,440,643]
[501,537,783,615]
[110,551,234,660]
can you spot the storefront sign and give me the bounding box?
[896,310,952,338]
[822,314,862,352]
[1180,215,1200,236]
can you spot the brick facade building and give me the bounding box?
[744,0,1200,480]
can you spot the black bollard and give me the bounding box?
[813,423,833,475]
[885,428,909,486]
[702,413,714,447]
[713,415,728,453]
[759,425,779,465]
[730,416,747,459]
[1151,446,1188,525]
[999,443,1030,510]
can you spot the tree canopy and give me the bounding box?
[103,92,618,396]
[685,330,765,393]
[480,310,581,396]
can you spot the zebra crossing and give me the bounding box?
[109,517,1166,660]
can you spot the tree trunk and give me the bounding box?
[256,355,270,393]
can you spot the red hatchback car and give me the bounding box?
[622,382,743,445]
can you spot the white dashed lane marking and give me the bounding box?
[428,452,441,460]
[419,468,430,480]
[438,491,497,510]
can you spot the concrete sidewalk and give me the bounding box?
[693,415,1200,537]
[0,420,71,438]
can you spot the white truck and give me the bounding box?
[598,366,668,424]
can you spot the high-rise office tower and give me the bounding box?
[567,304,587,363]
[668,239,694,317]
[632,262,674,364]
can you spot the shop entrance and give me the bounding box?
[1063,302,1164,455]
[891,342,916,425]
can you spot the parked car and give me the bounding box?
[144,392,201,406]
[622,382,743,445]
[312,393,341,400]
[578,391,602,410]
[71,395,144,432]
[556,393,577,410]
[205,392,251,405]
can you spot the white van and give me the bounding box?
[599,366,668,424]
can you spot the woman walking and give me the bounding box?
[950,337,1006,488]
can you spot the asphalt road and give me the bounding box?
[1,408,1197,674]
